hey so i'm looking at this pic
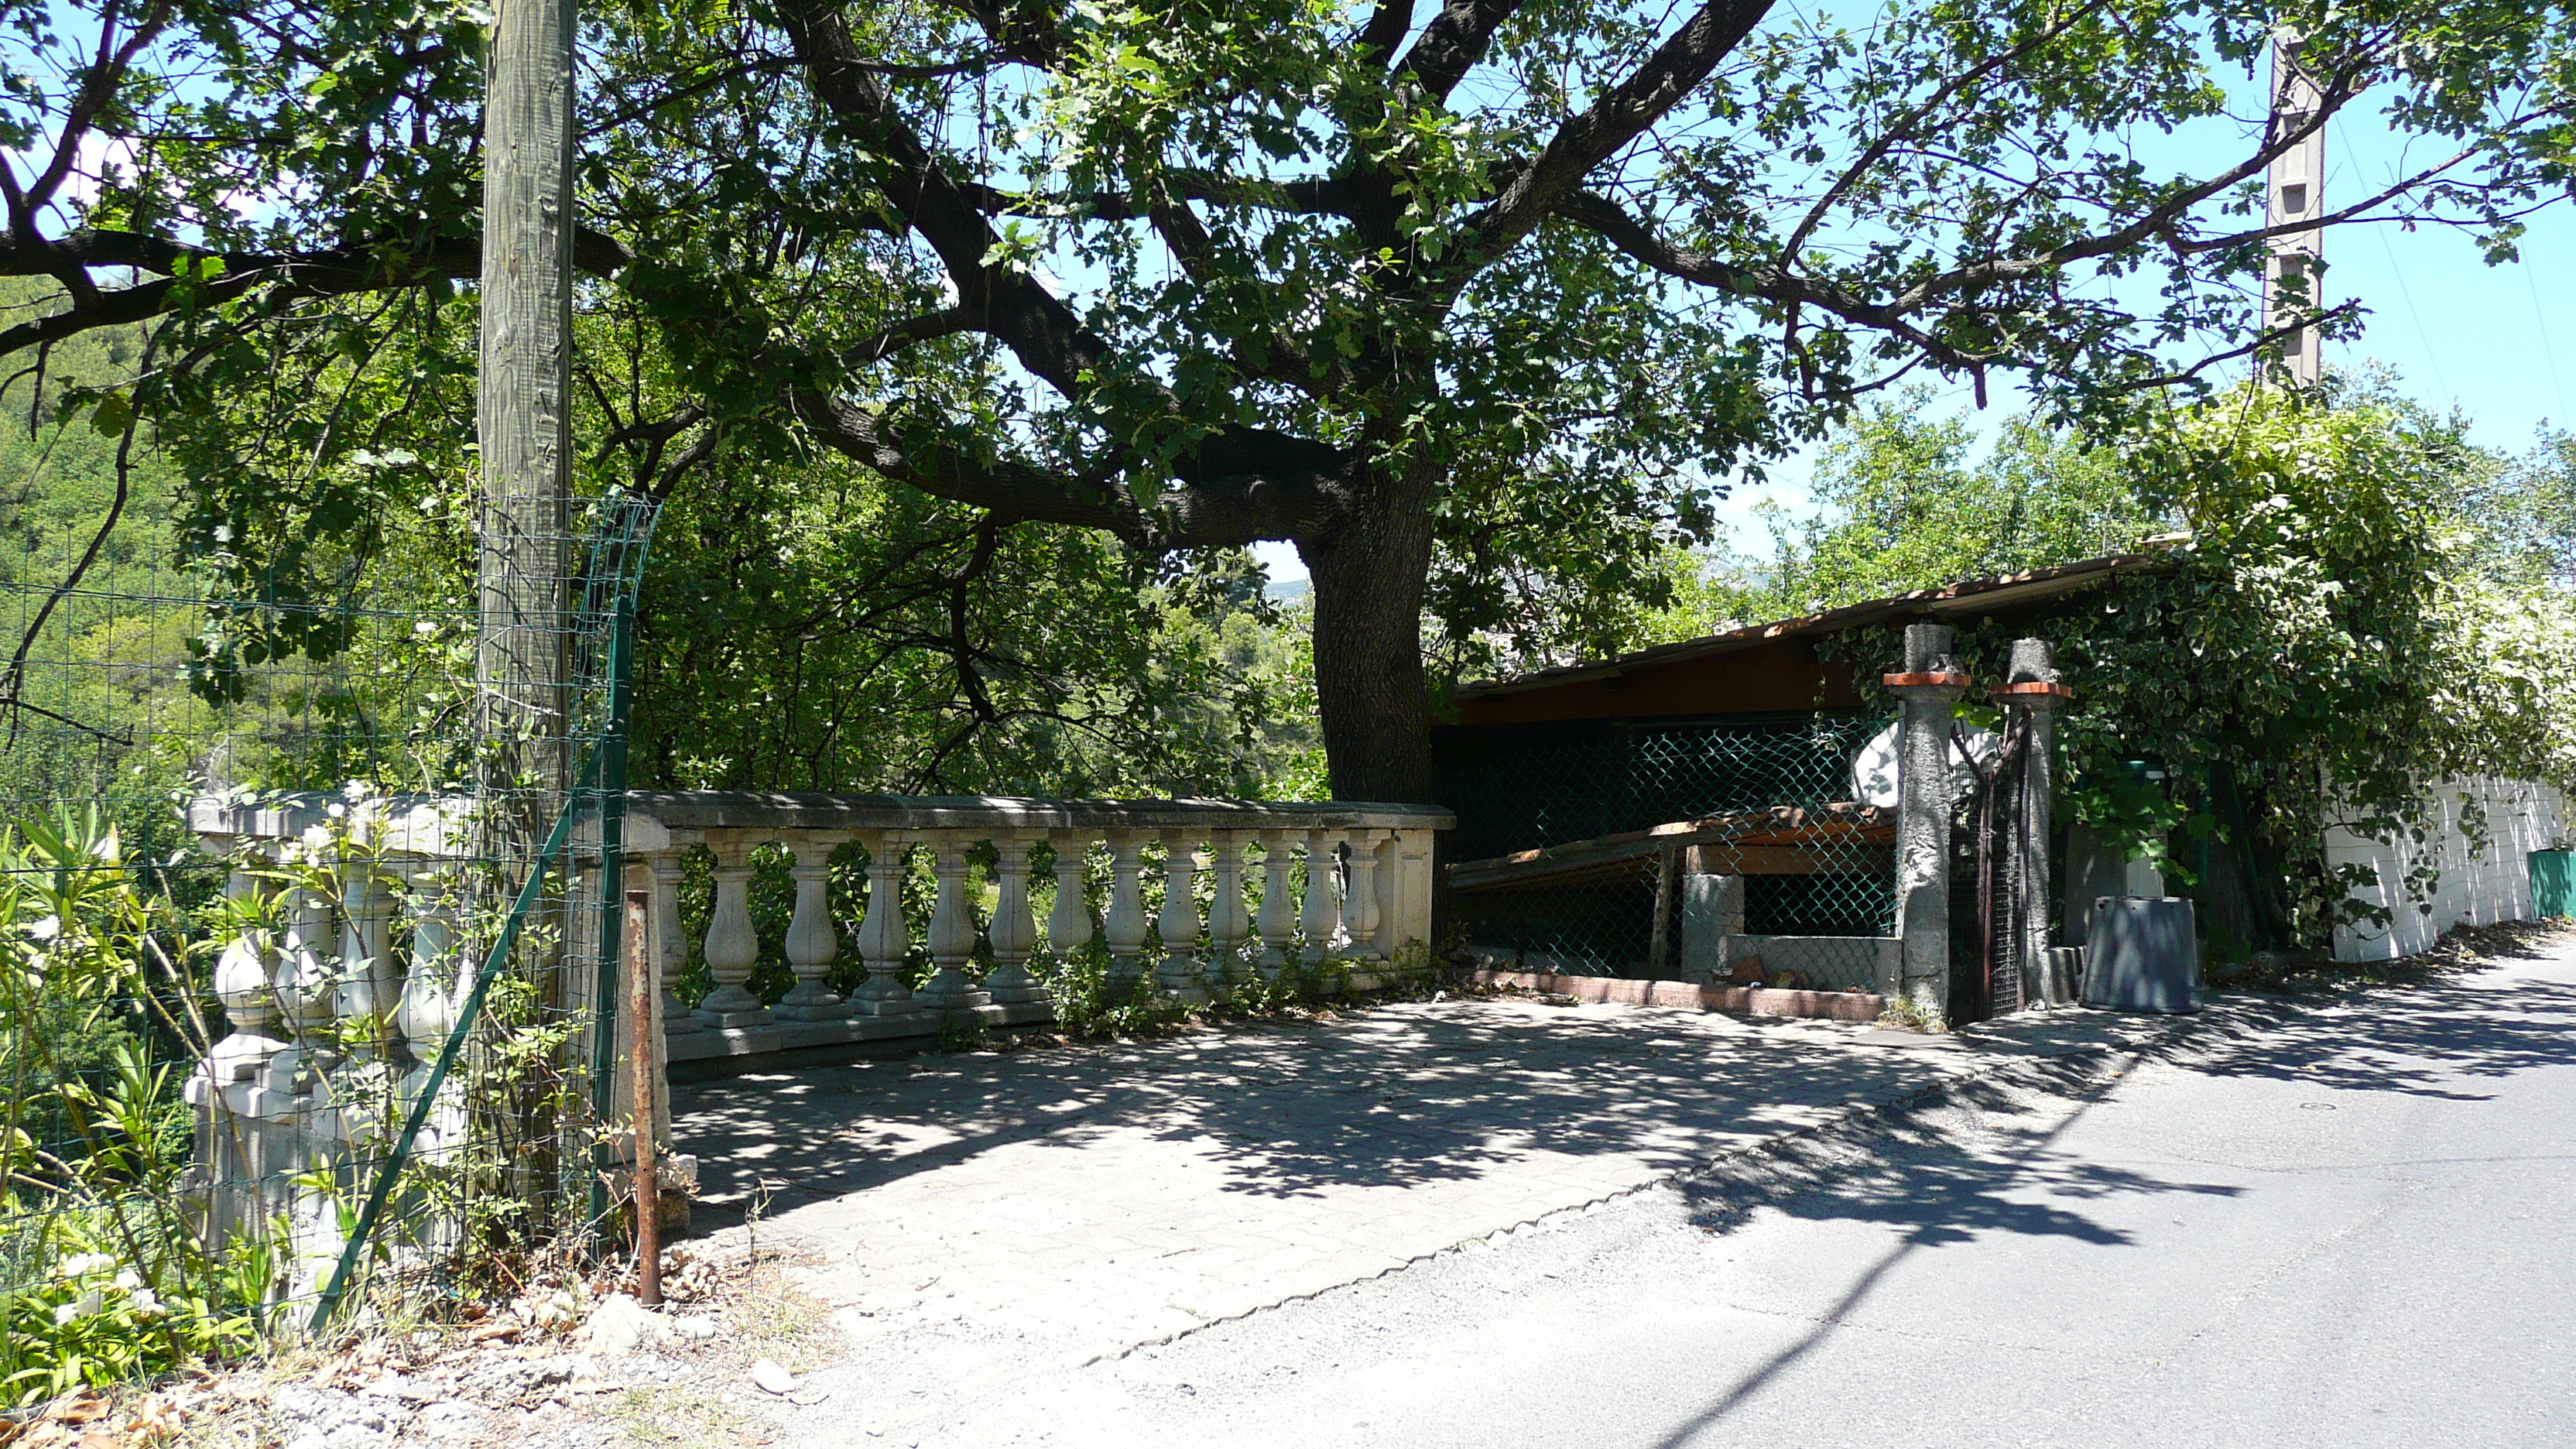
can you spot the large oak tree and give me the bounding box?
[2,0,2569,799]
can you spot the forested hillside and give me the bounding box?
[0,274,1326,818]
[0,279,200,853]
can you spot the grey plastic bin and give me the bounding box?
[2081,896,2199,1013]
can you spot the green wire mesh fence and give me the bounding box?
[0,482,653,1402]
[1435,710,1901,987]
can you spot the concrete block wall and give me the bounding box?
[2328,776,2568,962]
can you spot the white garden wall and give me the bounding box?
[2327,776,2568,962]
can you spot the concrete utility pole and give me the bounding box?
[477,0,579,812]
[2263,32,2326,385]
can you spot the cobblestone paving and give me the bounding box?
[667,998,2128,1358]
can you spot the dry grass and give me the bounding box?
[0,1241,840,1449]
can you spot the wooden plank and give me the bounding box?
[1447,804,1894,891]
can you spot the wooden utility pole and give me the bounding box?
[477,0,578,812]
[2263,33,2326,385]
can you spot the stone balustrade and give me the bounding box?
[615,793,1451,1067]
[176,789,1445,1270]
[183,789,1451,1084]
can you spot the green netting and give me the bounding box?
[1437,711,1899,981]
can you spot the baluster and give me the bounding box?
[984,834,1046,1005]
[649,852,708,1036]
[334,858,397,1059]
[1389,830,1435,961]
[777,836,852,1020]
[1368,833,1401,961]
[1103,831,1151,992]
[267,881,335,1089]
[1254,830,1298,983]
[395,866,457,1064]
[694,841,769,1026]
[1300,828,1344,966]
[915,832,993,1013]
[1342,829,1386,963]
[392,864,461,1165]
[1046,834,1096,961]
[850,831,921,1016]
[1206,832,1252,998]
[1156,829,1209,1004]
[210,871,283,1081]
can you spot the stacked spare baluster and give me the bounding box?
[183,792,483,1296]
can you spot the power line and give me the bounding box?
[2376,222,2450,403]
[2525,254,2570,427]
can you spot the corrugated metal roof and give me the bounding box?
[1451,550,2172,701]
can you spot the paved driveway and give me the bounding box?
[670,993,2153,1355]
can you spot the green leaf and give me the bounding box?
[87,391,131,437]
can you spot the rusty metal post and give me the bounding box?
[624,888,663,1307]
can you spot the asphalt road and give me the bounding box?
[863,938,2576,1448]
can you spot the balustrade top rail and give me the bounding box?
[621,791,1453,841]
[187,792,471,853]
[190,790,1454,851]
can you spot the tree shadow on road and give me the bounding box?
[671,954,2576,1234]
[670,1002,1985,1228]
[1643,957,2576,1447]
[2177,971,2576,1101]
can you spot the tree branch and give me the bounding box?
[1781,0,2119,259]
[1462,0,1777,267]
[790,389,1347,547]
[947,514,1008,724]
[1886,70,2367,313]
[780,0,1357,537]
[1393,0,1530,103]
[0,227,634,357]
[1357,0,1415,63]
[956,173,1363,221]
[933,0,1075,68]
[780,0,1112,399]
[23,1,175,221]
[842,307,978,366]
[1550,188,1985,368]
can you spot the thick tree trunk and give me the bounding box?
[1298,464,1437,805]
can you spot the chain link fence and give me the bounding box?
[1437,710,1900,988]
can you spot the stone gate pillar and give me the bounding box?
[1886,624,1970,1023]
[1998,639,2074,1005]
